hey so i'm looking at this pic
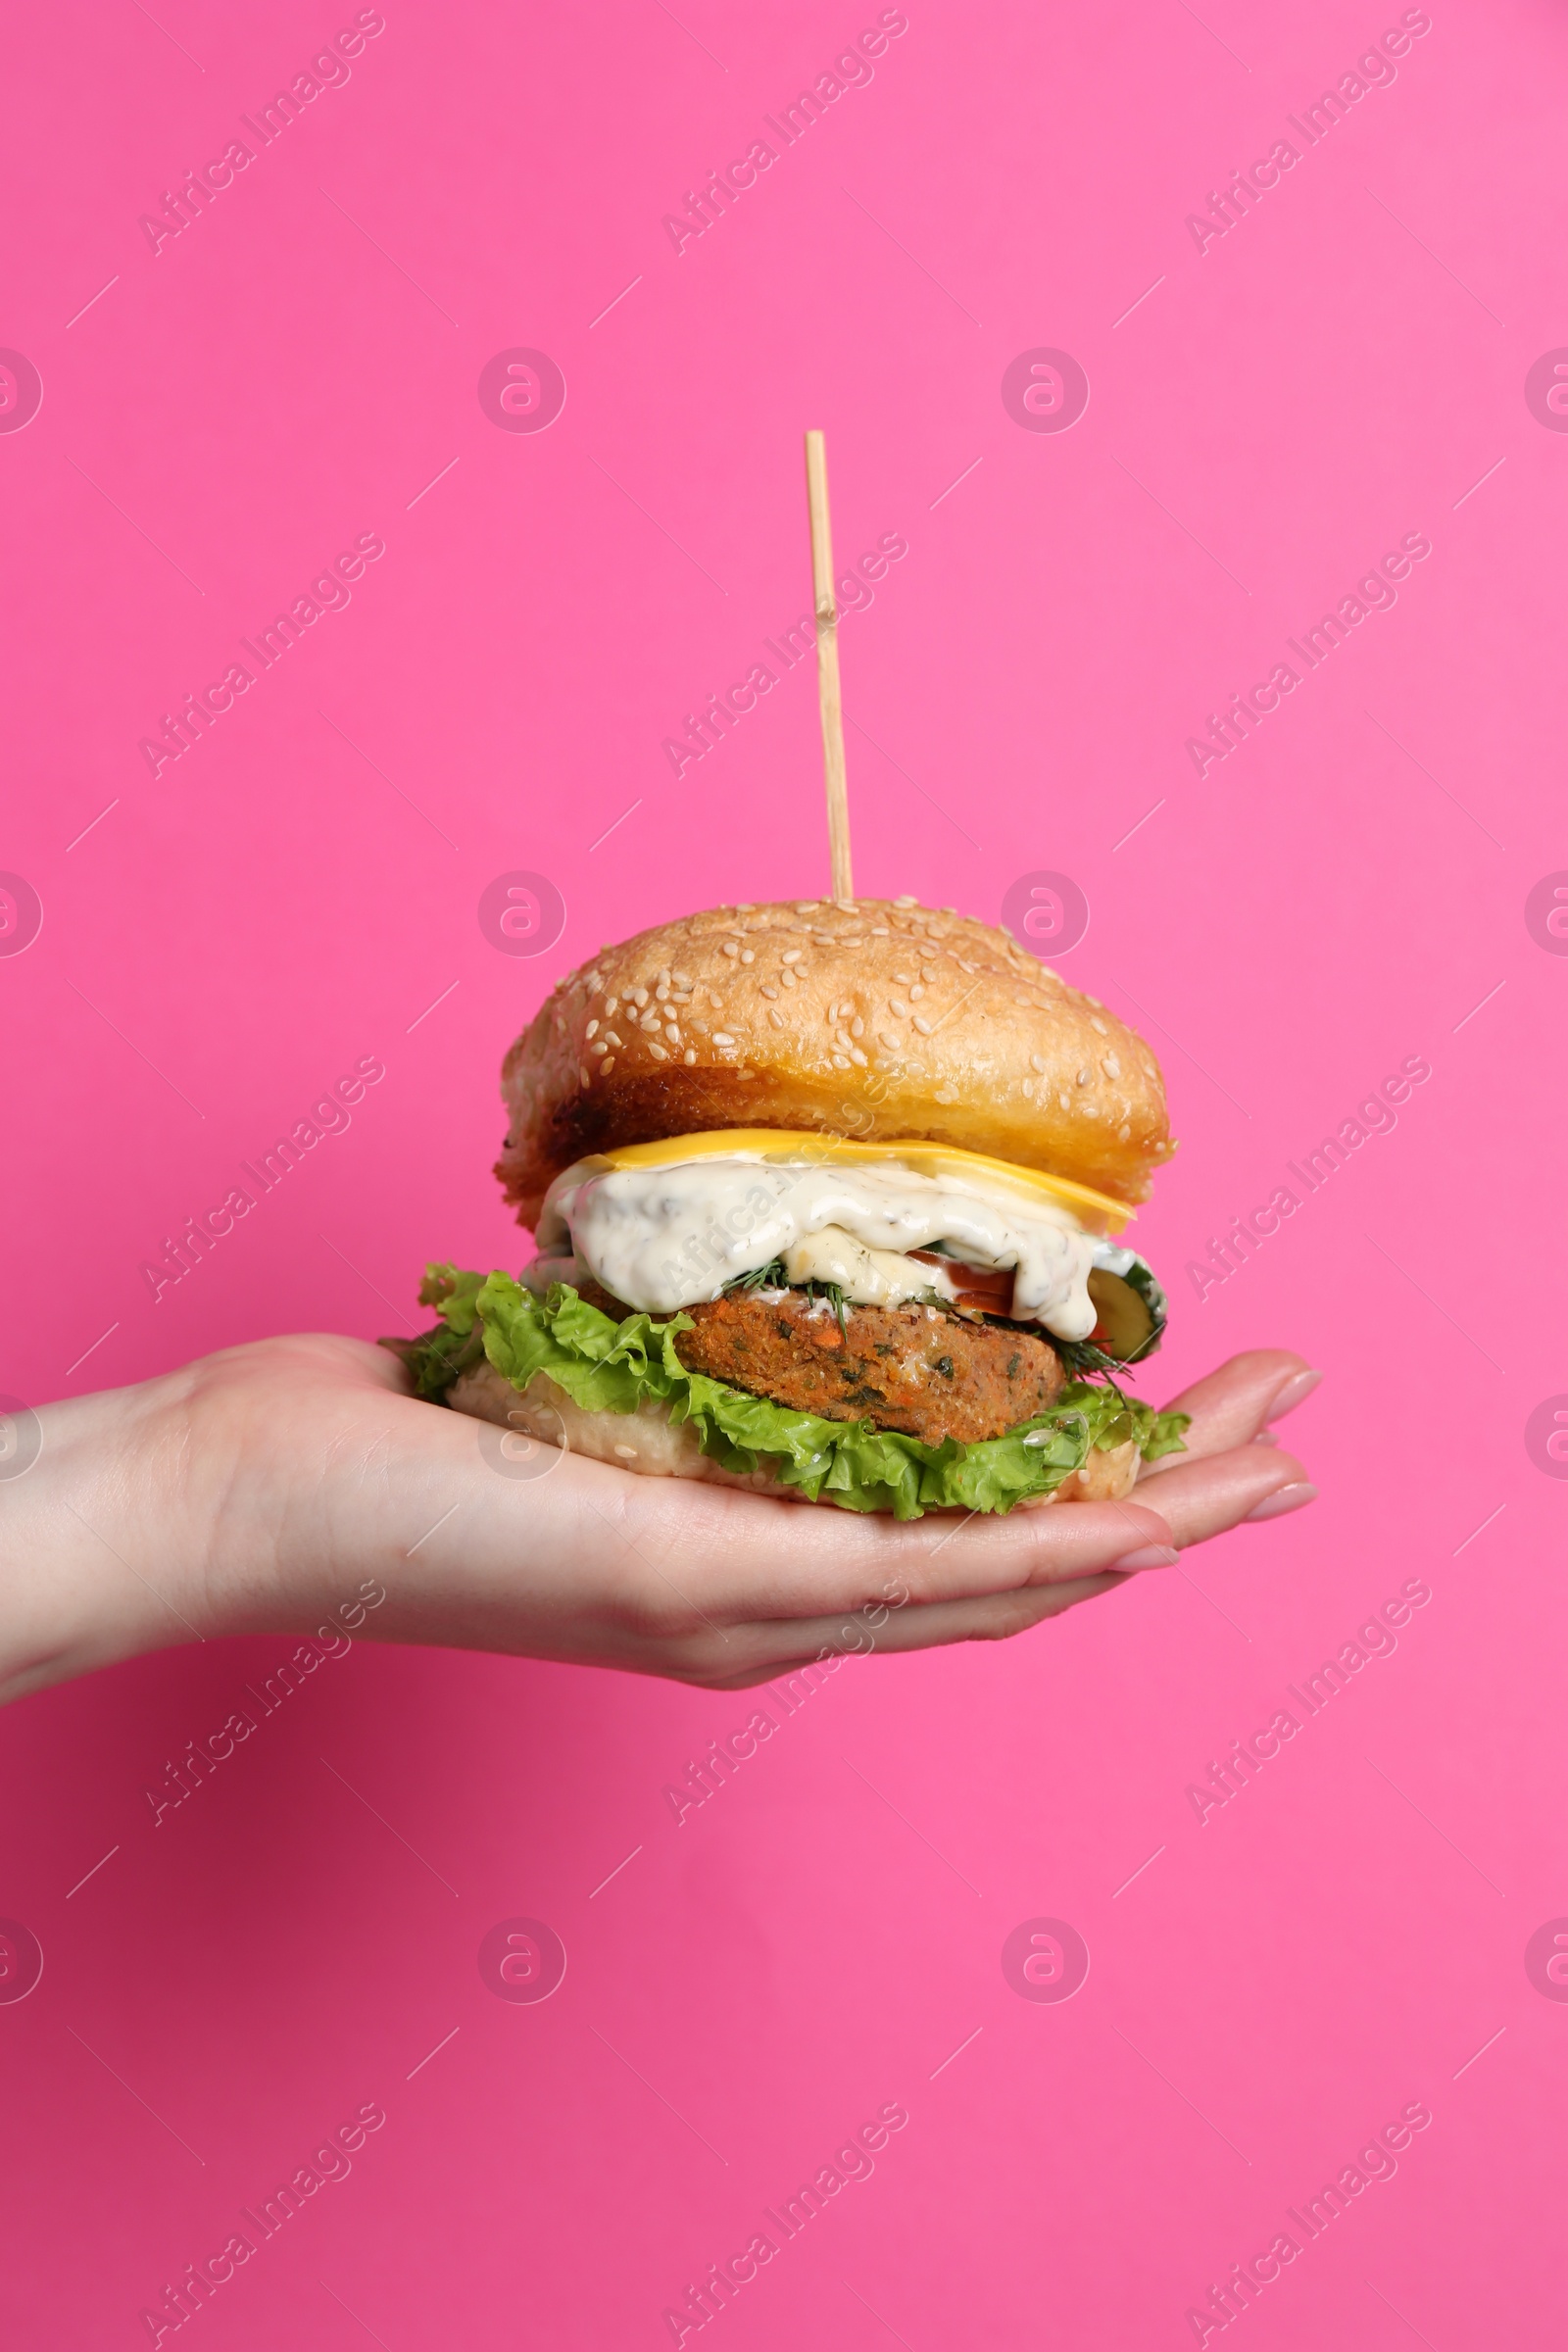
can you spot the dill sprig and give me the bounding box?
[725,1259,788,1293]
[812,1279,850,1338]
[724,1261,850,1336]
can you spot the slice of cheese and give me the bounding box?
[586,1127,1132,1236]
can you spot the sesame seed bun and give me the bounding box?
[495,898,1174,1231]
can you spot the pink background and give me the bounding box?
[3,0,1565,2342]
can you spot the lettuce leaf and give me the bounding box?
[380,1264,490,1398]
[389,1267,1189,1521]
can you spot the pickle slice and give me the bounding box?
[1085,1265,1160,1366]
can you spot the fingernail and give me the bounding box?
[1250,1430,1280,1446]
[1111,1544,1180,1570]
[1266,1368,1322,1424]
[1244,1482,1318,1523]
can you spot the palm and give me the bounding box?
[168,1337,1315,1686]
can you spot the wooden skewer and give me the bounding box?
[804,429,853,903]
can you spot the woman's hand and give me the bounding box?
[0,1341,1317,1704]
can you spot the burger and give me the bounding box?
[391,897,1189,1516]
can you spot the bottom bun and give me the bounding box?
[447,1362,1140,1508]
[1053,1438,1141,1503]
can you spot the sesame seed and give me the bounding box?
[614,1444,638,1459]
[781,950,803,964]
[590,1040,608,1055]
[578,1063,590,1085]
[665,1023,680,1042]
[604,1031,622,1049]
[686,1049,698,1064]
[850,1048,867,1066]
[713,1031,735,1046]
[832,1053,851,1068]
[761,985,779,1000]
[894,895,917,908]
[913,1016,933,1035]
[1029,1054,1048,1074]
[1058,1092,1071,1109]
[649,1042,668,1060]
[604,997,618,1016]
[1089,1015,1107,1035]
[601,1055,616,1074]
[1076,1067,1091,1086]
[890,998,909,1019]
[740,949,755,963]
[879,1031,899,1050]
[1118,1122,1130,1140]
[721,941,740,958]
[869,926,890,936]
[768,1008,784,1028]
[909,984,925,1000]
[585,1019,599,1039]
[851,1016,864,1038]
[1103,1053,1121,1078]
[782,969,798,989]
[632,987,649,1006]
[658,967,671,984]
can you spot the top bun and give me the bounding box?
[495,899,1175,1230]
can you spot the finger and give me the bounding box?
[681,1441,1317,1683]
[599,1463,1177,1627]
[1131,1443,1314,1549]
[689,1571,1135,1685]
[232,1330,416,1396]
[1139,1350,1320,1472]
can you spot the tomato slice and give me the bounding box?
[911,1251,1015,1314]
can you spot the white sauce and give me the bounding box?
[779,1226,962,1309]
[536,1153,1138,1341]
